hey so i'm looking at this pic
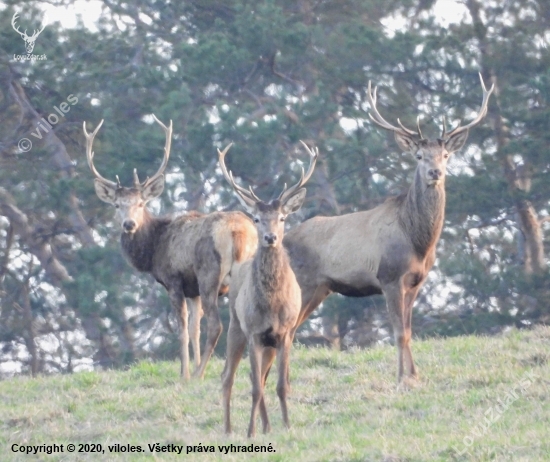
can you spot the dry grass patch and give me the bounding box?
[1,327,549,461]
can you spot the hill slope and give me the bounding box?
[1,327,549,461]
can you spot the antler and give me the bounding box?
[134,115,172,187]
[277,140,318,203]
[11,13,45,39]
[218,143,262,207]
[83,119,118,188]
[367,81,424,139]
[28,22,46,40]
[11,13,27,38]
[83,115,172,189]
[218,141,318,206]
[11,13,27,37]
[440,73,495,139]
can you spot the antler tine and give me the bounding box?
[248,185,262,202]
[218,143,261,206]
[230,170,262,206]
[278,140,319,203]
[83,120,117,187]
[441,116,447,139]
[397,118,421,138]
[442,73,495,139]
[367,81,419,137]
[34,20,46,37]
[11,13,25,38]
[142,114,173,187]
[217,143,234,184]
[416,115,424,139]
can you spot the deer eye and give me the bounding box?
[416,153,422,160]
[253,217,260,223]
[138,202,144,207]
[280,216,285,222]
[115,204,120,209]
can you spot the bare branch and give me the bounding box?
[0,188,72,285]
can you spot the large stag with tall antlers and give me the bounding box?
[284,74,494,381]
[83,117,257,380]
[219,141,318,437]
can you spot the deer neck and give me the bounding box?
[120,209,169,273]
[399,169,446,258]
[252,245,290,303]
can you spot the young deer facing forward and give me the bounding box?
[219,141,318,437]
[83,117,257,380]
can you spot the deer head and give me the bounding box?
[367,73,494,187]
[218,141,318,247]
[83,116,172,234]
[12,13,46,54]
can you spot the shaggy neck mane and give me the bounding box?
[398,169,446,258]
[120,209,171,273]
[252,245,290,306]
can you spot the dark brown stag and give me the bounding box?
[219,141,318,436]
[83,117,257,380]
[284,74,494,381]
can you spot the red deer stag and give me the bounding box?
[219,141,318,436]
[284,74,494,381]
[83,117,257,380]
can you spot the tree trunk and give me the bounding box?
[466,0,546,276]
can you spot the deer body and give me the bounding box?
[285,75,494,382]
[119,208,254,298]
[290,161,445,297]
[234,224,302,341]
[219,142,317,437]
[83,118,257,380]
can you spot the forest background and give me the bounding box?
[0,0,548,376]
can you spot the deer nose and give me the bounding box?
[123,220,137,232]
[264,233,277,245]
[428,169,442,180]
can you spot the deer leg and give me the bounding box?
[258,347,276,434]
[383,284,406,382]
[403,287,420,379]
[221,316,247,434]
[169,288,190,381]
[277,334,293,429]
[297,284,331,326]
[188,296,203,371]
[193,286,222,379]
[248,338,263,438]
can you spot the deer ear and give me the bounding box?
[142,175,165,201]
[281,188,307,215]
[445,130,469,153]
[94,179,117,204]
[394,132,419,153]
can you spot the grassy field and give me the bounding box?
[1,327,549,461]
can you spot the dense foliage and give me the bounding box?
[0,0,548,375]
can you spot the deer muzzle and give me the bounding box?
[123,219,137,233]
[427,168,443,185]
[264,233,278,246]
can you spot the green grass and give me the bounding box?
[1,327,550,461]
